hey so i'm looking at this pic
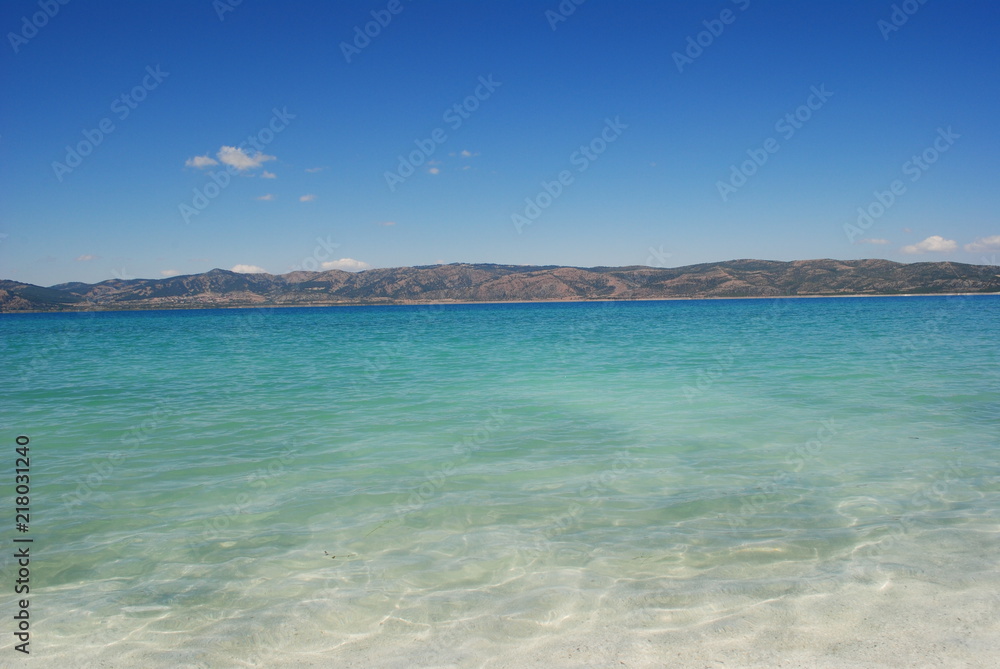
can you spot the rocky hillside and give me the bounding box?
[2,259,998,312]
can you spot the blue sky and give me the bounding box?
[1,0,998,285]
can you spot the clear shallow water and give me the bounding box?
[1,296,998,667]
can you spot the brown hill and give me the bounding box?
[3,259,998,312]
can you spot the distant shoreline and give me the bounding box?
[4,291,998,315]
[6,259,997,314]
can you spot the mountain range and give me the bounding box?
[2,259,998,312]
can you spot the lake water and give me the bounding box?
[2,296,998,667]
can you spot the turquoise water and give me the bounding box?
[2,296,999,667]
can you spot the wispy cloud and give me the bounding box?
[186,147,275,171]
[256,194,275,201]
[321,258,371,271]
[305,166,326,173]
[217,146,275,171]
[299,194,316,202]
[231,264,268,274]
[75,254,97,261]
[901,235,957,254]
[185,155,219,168]
[857,238,890,245]
[428,167,440,175]
[963,235,1000,253]
[160,269,180,277]
[261,170,276,179]
[377,221,396,227]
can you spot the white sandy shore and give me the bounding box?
[15,550,1000,668]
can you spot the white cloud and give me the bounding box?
[305,166,326,173]
[377,221,396,227]
[75,254,97,261]
[963,235,1000,253]
[321,258,371,272]
[231,264,268,274]
[901,235,957,254]
[857,238,890,245]
[160,269,180,277]
[217,146,275,171]
[428,167,440,175]
[185,155,218,168]
[256,194,275,201]
[261,170,276,179]
[299,194,316,202]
